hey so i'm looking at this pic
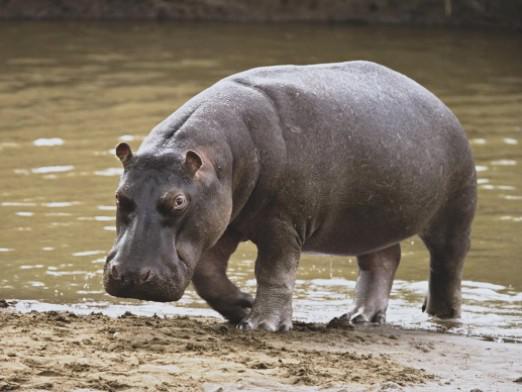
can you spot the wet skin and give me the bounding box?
[104,61,477,331]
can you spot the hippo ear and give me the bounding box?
[184,150,203,176]
[115,143,133,166]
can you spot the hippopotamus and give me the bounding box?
[104,61,476,331]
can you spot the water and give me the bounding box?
[0,22,521,340]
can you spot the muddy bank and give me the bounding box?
[1,309,521,391]
[0,0,521,29]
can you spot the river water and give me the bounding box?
[0,22,520,340]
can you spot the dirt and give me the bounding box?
[0,308,521,392]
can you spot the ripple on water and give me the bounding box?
[118,134,136,142]
[499,215,522,222]
[503,138,519,145]
[12,300,218,318]
[94,216,113,222]
[97,205,116,211]
[28,281,46,288]
[95,168,123,176]
[479,184,517,191]
[15,211,33,217]
[44,212,72,217]
[43,201,79,208]
[31,165,74,174]
[308,278,356,288]
[490,159,517,166]
[471,138,487,145]
[72,250,105,257]
[1,201,37,207]
[46,270,88,277]
[32,138,64,146]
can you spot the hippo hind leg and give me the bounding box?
[420,182,476,319]
[329,244,401,327]
[192,230,253,324]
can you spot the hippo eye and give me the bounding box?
[173,194,188,210]
[115,193,135,213]
[158,193,189,216]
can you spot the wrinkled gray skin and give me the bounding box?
[104,61,476,331]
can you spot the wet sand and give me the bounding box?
[0,307,521,392]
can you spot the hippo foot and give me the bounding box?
[214,291,254,325]
[238,317,292,332]
[422,295,460,319]
[237,309,293,332]
[328,307,386,328]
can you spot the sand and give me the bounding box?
[0,305,521,392]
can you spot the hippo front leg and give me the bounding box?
[239,222,301,332]
[192,230,254,324]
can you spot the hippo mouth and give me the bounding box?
[103,257,188,303]
[103,273,184,303]
[103,239,194,303]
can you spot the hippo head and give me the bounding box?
[103,142,232,302]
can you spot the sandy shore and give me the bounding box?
[0,307,521,392]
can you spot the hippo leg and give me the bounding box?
[192,230,254,324]
[330,244,401,326]
[238,222,300,332]
[420,185,476,319]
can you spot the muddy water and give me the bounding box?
[0,23,521,339]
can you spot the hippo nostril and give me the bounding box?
[111,264,121,280]
[140,269,153,284]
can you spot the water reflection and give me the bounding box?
[0,22,520,340]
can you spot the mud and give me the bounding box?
[0,308,521,391]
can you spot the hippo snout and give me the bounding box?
[103,258,185,302]
[108,262,156,285]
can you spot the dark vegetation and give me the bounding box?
[0,0,521,29]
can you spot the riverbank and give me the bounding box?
[0,0,521,30]
[1,309,521,391]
